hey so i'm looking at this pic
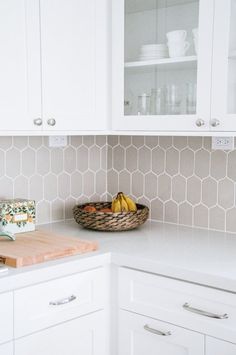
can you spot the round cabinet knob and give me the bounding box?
[47,118,56,127]
[211,119,220,128]
[33,118,42,126]
[195,119,205,127]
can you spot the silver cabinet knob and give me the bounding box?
[47,118,56,126]
[211,119,220,128]
[195,119,205,127]
[33,118,42,126]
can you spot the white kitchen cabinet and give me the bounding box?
[112,0,214,132]
[206,337,236,355]
[40,0,109,132]
[118,310,204,355]
[15,311,108,355]
[0,342,13,355]
[0,0,41,132]
[0,292,13,345]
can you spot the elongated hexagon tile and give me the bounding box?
[138,146,151,174]
[64,146,76,174]
[187,176,201,205]
[226,208,236,233]
[107,170,118,197]
[119,136,132,148]
[95,136,107,148]
[158,174,171,202]
[83,170,95,198]
[145,172,158,200]
[195,149,210,178]
[113,145,125,172]
[152,147,165,175]
[83,136,94,148]
[0,176,13,199]
[227,151,236,181]
[132,136,145,148]
[22,148,36,177]
[173,136,187,150]
[88,145,101,172]
[0,137,12,150]
[36,147,50,176]
[13,136,28,150]
[0,150,5,177]
[145,136,158,148]
[194,204,208,228]
[188,137,202,151]
[119,170,131,194]
[159,136,172,149]
[164,200,178,223]
[202,177,217,208]
[203,137,211,151]
[172,175,186,203]
[71,171,82,198]
[180,148,194,177]
[179,202,193,226]
[29,136,43,150]
[151,198,163,221]
[96,170,107,195]
[209,206,225,231]
[6,148,21,178]
[107,145,112,170]
[166,147,179,176]
[51,148,63,175]
[211,150,227,180]
[70,136,83,148]
[101,146,108,171]
[65,197,77,219]
[131,171,144,198]
[58,173,70,200]
[218,178,234,209]
[44,173,57,201]
[29,175,43,202]
[77,145,89,172]
[108,136,119,147]
[51,199,65,222]
[126,146,138,173]
[14,175,29,199]
[36,201,51,224]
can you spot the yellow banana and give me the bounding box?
[112,192,137,213]
[119,193,129,212]
[112,197,121,213]
[123,194,137,212]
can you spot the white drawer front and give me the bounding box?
[14,267,107,338]
[0,342,13,355]
[0,293,13,344]
[118,268,236,343]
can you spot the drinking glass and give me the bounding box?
[138,94,151,115]
[165,85,182,115]
[186,83,197,114]
[150,88,164,115]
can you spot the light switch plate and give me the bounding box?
[212,137,234,151]
[49,136,68,148]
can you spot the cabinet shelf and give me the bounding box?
[125,56,197,70]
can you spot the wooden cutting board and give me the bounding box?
[0,230,98,268]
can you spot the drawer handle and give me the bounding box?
[144,324,171,337]
[49,295,77,306]
[183,303,228,319]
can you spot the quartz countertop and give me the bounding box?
[0,220,236,293]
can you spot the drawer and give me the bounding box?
[14,267,107,338]
[0,292,13,344]
[118,267,236,343]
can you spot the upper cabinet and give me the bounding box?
[0,0,109,133]
[112,0,215,132]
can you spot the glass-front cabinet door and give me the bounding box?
[211,0,236,132]
[112,0,214,132]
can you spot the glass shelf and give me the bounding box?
[125,55,197,70]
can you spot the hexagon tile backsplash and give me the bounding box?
[0,136,107,225]
[1,135,236,233]
[107,136,236,234]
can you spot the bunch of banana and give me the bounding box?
[112,192,137,213]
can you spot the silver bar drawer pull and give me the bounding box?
[49,295,77,306]
[144,324,171,337]
[183,303,228,319]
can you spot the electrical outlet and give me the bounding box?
[212,137,234,151]
[48,136,68,148]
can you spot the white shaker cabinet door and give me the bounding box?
[206,337,236,355]
[0,0,41,131]
[0,342,13,355]
[118,310,204,355]
[40,0,109,132]
[15,311,108,355]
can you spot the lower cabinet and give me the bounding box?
[118,310,204,355]
[206,337,236,355]
[0,342,13,355]
[15,311,108,355]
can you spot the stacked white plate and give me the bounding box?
[139,44,168,61]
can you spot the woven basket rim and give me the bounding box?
[73,202,149,215]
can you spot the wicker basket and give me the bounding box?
[73,202,149,231]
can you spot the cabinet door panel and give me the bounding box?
[119,310,204,355]
[0,342,13,355]
[15,311,108,355]
[0,0,41,131]
[206,337,236,355]
[40,0,108,131]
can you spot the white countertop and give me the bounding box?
[1,220,236,293]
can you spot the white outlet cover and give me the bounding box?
[212,137,234,151]
[49,136,68,148]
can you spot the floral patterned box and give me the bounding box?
[0,199,35,234]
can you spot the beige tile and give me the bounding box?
[131,171,144,198]
[6,148,21,178]
[227,151,236,181]
[71,171,83,198]
[166,147,179,176]
[158,174,171,202]
[137,196,150,210]
[144,172,158,200]
[0,150,5,177]
[13,137,28,150]
[107,145,112,170]
[180,148,194,178]
[36,147,50,176]
[36,200,51,224]
[107,170,118,197]
[64,146,76,173]
[179,202,193,226]
[83,136,94,148]
[152,147,165,175]
[172,175,186,203]
[101,145,107,171]
[89,145,101,172]
[14,175,28,199]
[113,146,125,172]
[51,199,65,222]
[95,170,107,195]
[51,148,63,175]
[218,178,234,209]
[187,176,201,205]
[44,174,57,201]
[188,137,202,151]
[173,136,187,150]
[65,197,77,219]
[209,206,225,231]
[226,208,236,233]
[0,177,13,199]
[58,173,70,200]
[29,175,43,202]
[119,170,131,194]
[119,136,132,147]
[195,149,210,178]
[70,136,83,148]
[138,146,151,174]
[202,177,217,207]
[159,136,172,149]
[77,145,89,172]
[151,198,163,221]
[211,151,227,180]
[194,204,208,228]
[164,200,178,223]
[126,146,138,173]
[0,137,12,150]
[22,148,35,177]
[95,136,107,147]
[29,136,43,150]
[83,171,95,197]
[132,136,145,148]
[145,136,158,148]
[108,136,119,147]
[203,137,212,151]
